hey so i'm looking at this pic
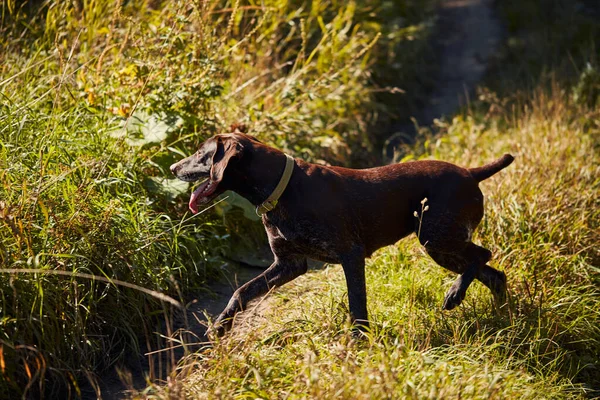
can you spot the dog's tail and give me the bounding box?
[469,154,514,182]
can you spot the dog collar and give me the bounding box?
[256,154,295,216]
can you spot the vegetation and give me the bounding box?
[142,0,600,398]
[0,0,598,398]
[142,83,600,399]
[0,0,435,397]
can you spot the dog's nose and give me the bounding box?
[169,163,178,175]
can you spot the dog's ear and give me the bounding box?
[210,136,243,183]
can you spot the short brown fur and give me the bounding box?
[170,133,513,335]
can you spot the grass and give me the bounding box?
[0,0,436,397]
[142,82,600,399]
[138,1,600,398]
[1,0,599,398]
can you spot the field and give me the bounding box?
[1,0,599,398]
[150,85,600,398]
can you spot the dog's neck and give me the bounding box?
[226,144,290,207]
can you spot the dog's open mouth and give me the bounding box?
[189,179,218,213]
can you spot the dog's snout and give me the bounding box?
[170,162,179,175]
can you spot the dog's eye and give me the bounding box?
[196,152,209,163]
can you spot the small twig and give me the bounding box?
[413,197,429,240]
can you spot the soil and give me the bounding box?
[385,0,502,158]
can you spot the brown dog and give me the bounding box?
[170,132,513,335]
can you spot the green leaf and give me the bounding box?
[145,177,189,201]
[126,111,171,146]
[111,111,180,147]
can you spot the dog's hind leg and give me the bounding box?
[415,199,501,309]
[442,261,479,310]
[476,265,507,305]
[212,256,307,336]
[424,243,492,310]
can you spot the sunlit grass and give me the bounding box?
[2,0,599,398]
[0,0,435,396]
[143,86,599,399]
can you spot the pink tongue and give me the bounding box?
[189,180,210,214]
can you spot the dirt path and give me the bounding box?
[79,263,264,400]
[386,0,502,157]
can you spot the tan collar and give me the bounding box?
[256,154,295,216]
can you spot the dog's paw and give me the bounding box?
[442,283,465,310]
[350,320,370,339]
[206,314,234,340]
[205,323,226,341]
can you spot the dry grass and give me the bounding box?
[0,0,435,396]
[139,84,600,399]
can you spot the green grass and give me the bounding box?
[0,0,436,396]
[138,1,600,398]
[143,85,600,399]
[1,0,599,398]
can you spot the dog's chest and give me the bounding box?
[263,215,342,263]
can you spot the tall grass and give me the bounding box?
[144,82,600,399]
[0,0,435,396]
[138,0,600,397]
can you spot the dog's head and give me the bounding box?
[170,133,247,213]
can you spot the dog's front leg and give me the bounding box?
[211,256,308,337]
[341,247,369,331]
